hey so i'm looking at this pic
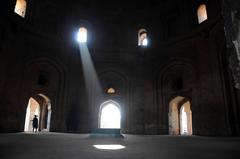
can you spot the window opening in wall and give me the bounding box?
[77,27,87,43]
[197,4,208,24]
[180,101,192,135]
[138,29,148,46]
[14,0,27,18]
[107,88,115,94]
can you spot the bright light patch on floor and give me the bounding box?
[93,145,125,150]
[100,103,121,129]
[77,27,87,43]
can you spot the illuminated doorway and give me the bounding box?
[14,0,27,17]
[180,101,192,135]
[197,4,208,23]
[169,96,192,135]
[24,94,52,132]
[99,101,121,129]
[24,98,40,132]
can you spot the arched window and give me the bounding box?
[138,28,148,46]
[14,0,27,18]
[107,88,115,94]
[197,4,208,24]
[99,101,121,129]
[180,101,192,135]
[77,27,87,43]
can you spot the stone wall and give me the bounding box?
[221,0,240,136]
[0,0,236,136]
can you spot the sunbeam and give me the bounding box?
[78,43,103,103]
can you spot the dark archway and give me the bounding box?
[22,57,66,132]
[156,59,196,135]
[91,70,128,131]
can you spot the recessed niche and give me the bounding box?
[37,74,48,86]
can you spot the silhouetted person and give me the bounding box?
[32,115,38,132]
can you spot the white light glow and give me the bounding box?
[93,145,125,150]
[138,29,148,46]
[100,103,121,129]
[142,38,148,46]
[77,27,87,43]
[24,98,40,132]
[181,107,188,135]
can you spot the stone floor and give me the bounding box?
[0,132,240,159]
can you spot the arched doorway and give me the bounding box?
[38,94,52,131]
[99,100,121,129]
[24,98,40,131]
[180,101,192,135]
[24,94,52,132]
[169,96,192,135]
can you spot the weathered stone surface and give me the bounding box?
[0,0,239,136]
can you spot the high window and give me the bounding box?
[197,4,208,24]
[107,88,115,94]
[14,0,27,18]
[138,29,148,46]
[77,27,87,43]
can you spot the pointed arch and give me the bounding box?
[138,28,148,46]
[24,94,52,132]
[99,100,121,129]
[24,97,40,132]
[169,96,193,135]
[14,0,27,18]
[169,96,184,135]
[107,88,116,94]
[155,58,196,134]
[38,94,52,131]
[197,4,208,24]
